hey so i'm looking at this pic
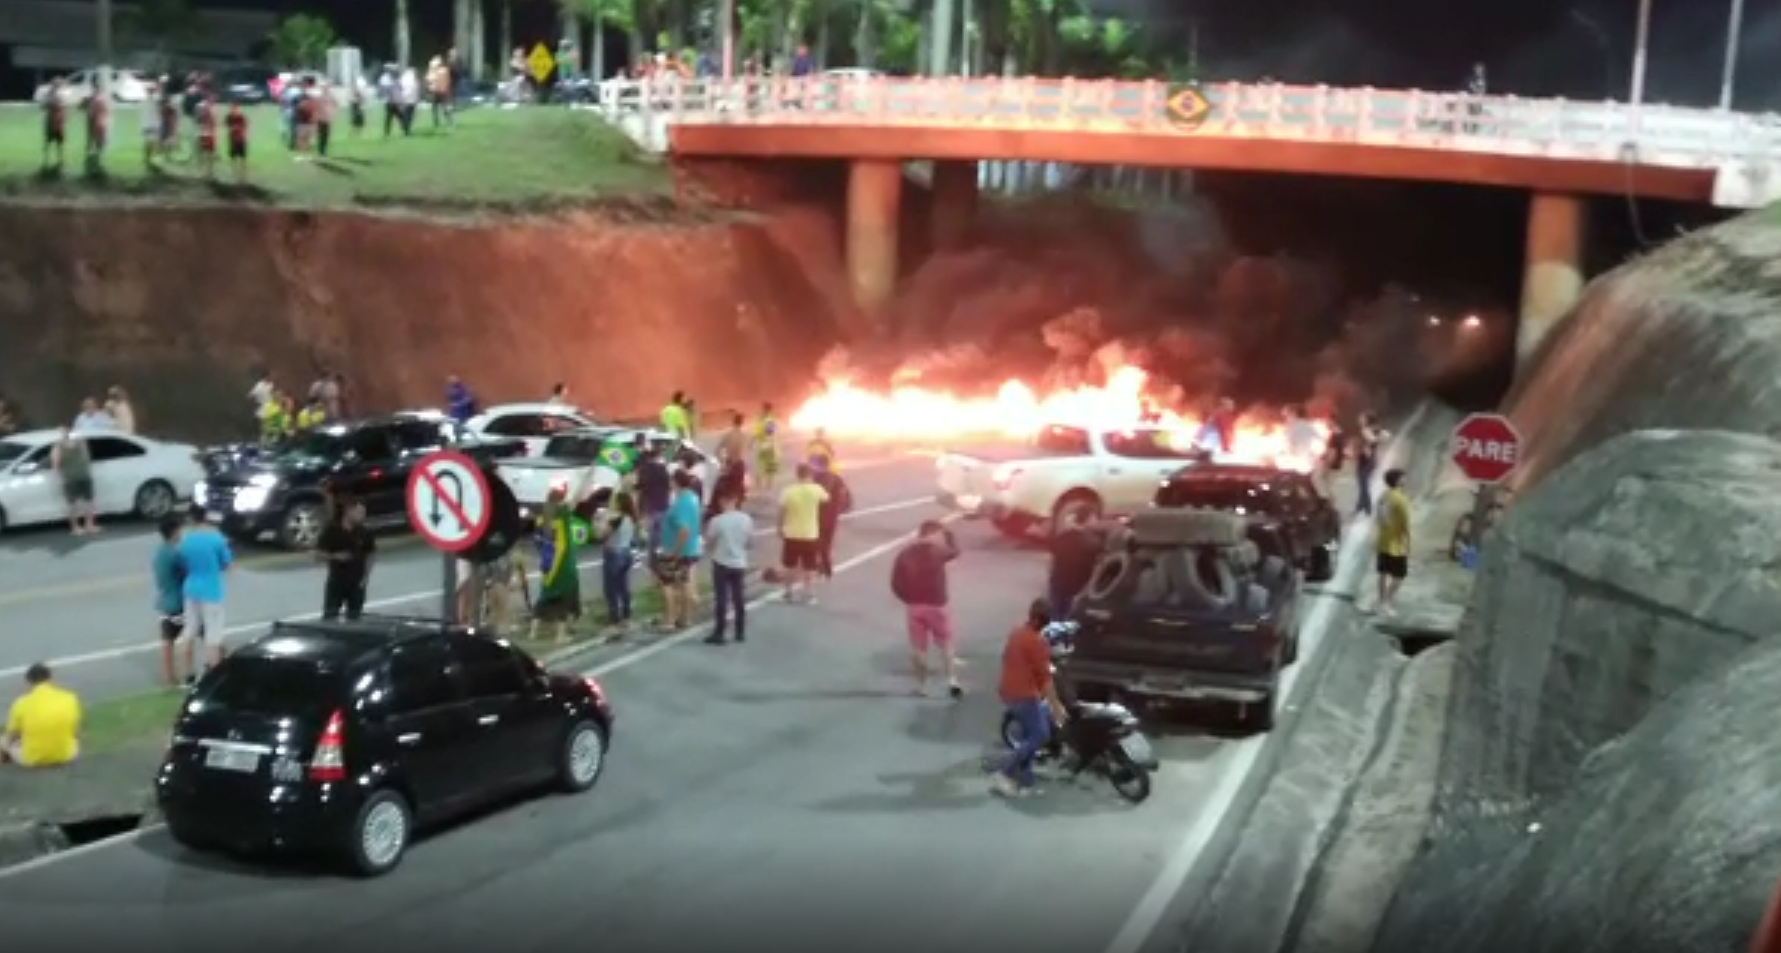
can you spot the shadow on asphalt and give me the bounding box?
[808,758,1014,815]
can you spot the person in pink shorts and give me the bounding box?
[889,520,962,698]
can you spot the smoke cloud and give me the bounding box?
[816,194,1484,423]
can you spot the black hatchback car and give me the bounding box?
[156,616,615,877]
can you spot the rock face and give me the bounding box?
[1371,215,1781,953]
[0,203,854,440]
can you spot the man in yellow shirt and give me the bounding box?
[777,464,830,604]
[2,663,82,768]
[1372,468,1412,616]
[660,391,692,441]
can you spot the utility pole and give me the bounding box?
[1628,0,1653,105]
[1718,0,1745,109]
[96,0,113,94]
[720,0,735,80]
[961,0,975,76]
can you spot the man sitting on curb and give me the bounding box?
[2,663,82,768]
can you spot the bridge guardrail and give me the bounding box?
[595,76,1781,169]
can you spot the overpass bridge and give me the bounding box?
[595,76,1781,358]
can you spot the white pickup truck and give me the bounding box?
[935,423,1211,537]
[495,426,717,512]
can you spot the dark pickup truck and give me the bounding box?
[1061,508,1302,732]
[1154,463,1342,582]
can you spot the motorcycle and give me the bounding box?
[996,621,1159,804]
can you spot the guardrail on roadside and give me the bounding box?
[590,76,1781,170]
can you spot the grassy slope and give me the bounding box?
[0,103,669,210]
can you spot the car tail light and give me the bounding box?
[583,676,606,703]
[309,709,347,782]
[991,465,1023,491]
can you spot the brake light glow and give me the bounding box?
[991,465,1023,490]
[309,709,347,782]
[583,676,606,704]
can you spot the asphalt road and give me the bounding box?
[0,451,939,701]
[0,446,1375,953]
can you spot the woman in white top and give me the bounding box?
[105,385,136,434]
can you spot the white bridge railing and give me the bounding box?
[595,76,1781,176]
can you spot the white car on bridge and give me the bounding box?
[495,426,718,512]
[935,423,1210,537]
[464,402,604,457]
[0,428,204,532]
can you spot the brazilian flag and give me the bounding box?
[598,438,639,475]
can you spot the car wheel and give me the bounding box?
[0,504,8,534]
[278,502,326,550]
[133,480,178,519]
[1050,492,1102,537]
[557,719,608,793]
[345,789,412,877]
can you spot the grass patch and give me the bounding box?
[0,103,671,212]
[83,686,186,754]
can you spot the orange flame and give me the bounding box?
[790,365,1328,470]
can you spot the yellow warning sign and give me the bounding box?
[1166,87,1211,130]
[526,43,556,84]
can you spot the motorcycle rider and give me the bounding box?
[988,598,1067,798]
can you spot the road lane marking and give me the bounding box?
[0,496,942,679]
[1098,402,1429,953]
[0,510,959,880]
[0,455,936,606]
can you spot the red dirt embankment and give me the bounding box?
[0,199,854,440]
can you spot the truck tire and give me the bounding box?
[1085,552,1133,601]
[1049,491,1102,538]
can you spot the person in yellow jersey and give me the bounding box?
[776,463,829,604]
[258,387,293,447]
[753,401,782,497]
[294,394,328,431]
[805,427,838,473]
[2,662,82,768]
[661,391,692,441]
[1370,468,1412,616]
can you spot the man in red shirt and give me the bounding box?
[41,78,66,171]
[83,91,109,172]
[225,103,249,182]
[988,599,1067,797]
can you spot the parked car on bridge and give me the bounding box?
[0,428,202,533]
[464,402,604,457]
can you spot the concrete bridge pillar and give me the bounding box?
[931,160,979,250]
[847,159,903,311]
[1518,191,1587,364]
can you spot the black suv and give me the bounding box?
[156,616,615,877]
[1154,464,1342,581]
[194,411,524,549]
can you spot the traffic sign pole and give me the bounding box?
[442,552,458,625]
[1450,413,1523,553]
[408,449,496,626]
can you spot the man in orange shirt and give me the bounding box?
[989,599,1067,797]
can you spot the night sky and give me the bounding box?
[167,0,1778,109]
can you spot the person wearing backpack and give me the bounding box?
[890,520,962,698]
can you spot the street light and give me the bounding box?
[1720,0,1746,109]
[1629,0,1652,106]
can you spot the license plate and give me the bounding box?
[1119,735,1155,765]
[204,746,260,773]
[205,510,224,523]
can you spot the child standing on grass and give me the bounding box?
[41,77,66,171]
[139,93,159,170]
[195,94,217,179]
[225,103,249,183]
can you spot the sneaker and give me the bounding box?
[702,633,726,645]
[948,683,964,700]
[989,774,1019,797]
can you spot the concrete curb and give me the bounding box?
[0,821,70,868]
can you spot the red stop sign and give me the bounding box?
[1451,413,1521,484]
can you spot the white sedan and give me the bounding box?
[465,402,604,457]
[0,429,204,533]
[34,68,157,104]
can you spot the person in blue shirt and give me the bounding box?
[151,514,188,686]
[176,513,235,676]
[445,375,477,423]
[653,469,703,631]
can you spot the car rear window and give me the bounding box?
[1158,478,1271,512]
[197,657,346,721]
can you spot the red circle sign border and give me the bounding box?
[406,449,493,553]
[1451,413,1522,484]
